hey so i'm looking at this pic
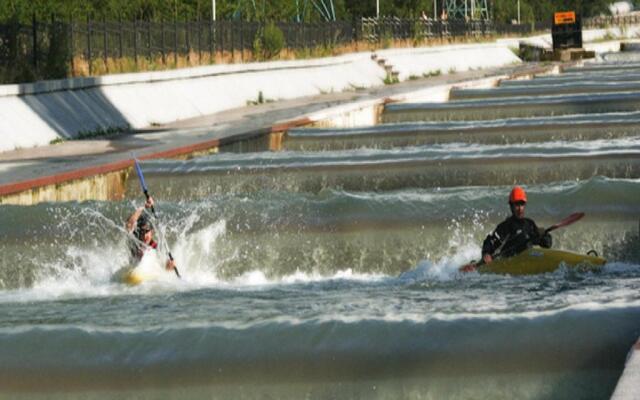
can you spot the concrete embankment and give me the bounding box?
[0,43,522,153]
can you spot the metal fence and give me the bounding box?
[69,19,355,70]
[0,14,637,83]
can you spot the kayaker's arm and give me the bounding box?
[126,207,145,233]
[535,227,553,248]
[482,223,510,264]
[126,198,155,233]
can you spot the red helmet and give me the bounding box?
[509,186,527,204]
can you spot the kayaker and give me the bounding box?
[126,196,176,271]
[481,186,552,264]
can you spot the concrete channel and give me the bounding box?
[283,112,640,151]
[563,62,640,73]
[499,71,640,87]
[449,81,640,100]
[382,91,640,123]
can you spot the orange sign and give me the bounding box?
[554,11,576,25]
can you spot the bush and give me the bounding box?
[252,22,285,61]
[44,21,70,80]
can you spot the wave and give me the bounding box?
[0,177,639,291]
[0,307,637,394]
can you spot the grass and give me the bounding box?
[49,125,130,144]
[49,137,65,145]
[423,69,441,78]
[383,74,400,85]
[246,90,276,106]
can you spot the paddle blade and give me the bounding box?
[545,212,584,233]
[133,158,148,194]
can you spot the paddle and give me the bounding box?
[460,212,585,273]
[543,212,584,235]
[133,158,181,278]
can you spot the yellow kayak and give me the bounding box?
[114,252,171,285]
[461,247,606,275]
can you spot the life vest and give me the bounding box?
[129,238,158,260]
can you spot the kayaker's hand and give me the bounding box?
[166,259,176,271]
[482,254,493,264]
[145,196,154,210]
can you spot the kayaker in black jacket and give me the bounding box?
[482,186,552,264]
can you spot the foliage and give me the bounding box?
[0,0,621,24]
[253,22,284,60]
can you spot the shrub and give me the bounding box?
[262,22,285,60]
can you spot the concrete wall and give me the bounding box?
[1,25,636,154]
[0,53,387,153]
[374,44,521,82]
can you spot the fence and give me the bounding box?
[0,14,638,83]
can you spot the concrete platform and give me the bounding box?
[0,63,549,205]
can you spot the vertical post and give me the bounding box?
[87,16,92,75]
[231,21,236,63]
[376,0,379,18]
[32,13,38,70]
[118,16,123,59]
[209,16,213,62]
[239,19,243,62]
[212,0,216,21]
[198,16,202,63]
[174,17,178,66]
[161,19,166,65]
[220,21,224,61]
[69,16,75,76]
[103,16,108,71]
[517,0,521,24]
[147,20,151,61]
[133,19,138,66]
[186,19,190,63]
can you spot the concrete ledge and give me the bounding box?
[0,136,222,204]
[611,338,640,400]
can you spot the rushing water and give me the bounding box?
[2,176,639,399]
[2,65,640,399]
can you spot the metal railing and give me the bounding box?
[0,14,637,83]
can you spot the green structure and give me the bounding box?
[444,0,489,20]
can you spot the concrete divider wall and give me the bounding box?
[374,44,521,82]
